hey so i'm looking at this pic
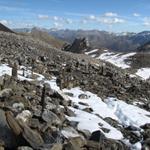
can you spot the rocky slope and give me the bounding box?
[28,28,65,49]
[1,31,150,101]
[0,31,150,149]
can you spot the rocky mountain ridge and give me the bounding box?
[48,29,150,52]
[14,28,150,52]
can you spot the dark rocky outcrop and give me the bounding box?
[0,23,14,33]
[62,37,89,53]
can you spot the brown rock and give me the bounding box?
[5,111,22,136]
[0,146,4,150]
[69,137,87,148]
[17,146,33,150]
[86,140,101,150]
[51,144,63,150]
[42,110,61,125]
[82,107,93,113]
[63,141,82,150]
[22,125,44,149]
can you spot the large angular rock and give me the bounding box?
[88,130,128,150]
[22,125,44,149]
[0,109,18,148]
[61,127,80,139]
[42,110,61,125]
[62,37,89,54]
[5,111,22,136]
[89,130,106,142]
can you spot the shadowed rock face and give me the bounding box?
[62,38,89,53]
[0,23,14,33]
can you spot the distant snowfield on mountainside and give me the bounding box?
[98,52,136,69]
[1,63,150,149]
[85,50,136,69]
[85,50,150,80]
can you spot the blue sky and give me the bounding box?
[0,0,150,32]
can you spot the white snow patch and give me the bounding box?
[105,97,150,127]
[44,76,60,91]
[98,52,136,69]
[130,74,137,78]
[91,54,97,58]
[63,87,118,120]
[18,66,45,81]
[63,87,150,142]
[136,68,150,80]
[0,64,12,76]
[67,107,123,140]
[104,49,108,52]
[85,49,99,55]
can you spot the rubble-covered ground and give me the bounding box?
[0,31,150,150]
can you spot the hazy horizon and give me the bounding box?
[0,0,150,33]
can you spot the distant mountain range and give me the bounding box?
[48,29,150,52]
[14,28,150,52]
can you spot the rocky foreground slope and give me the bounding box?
[0,31,150,149]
